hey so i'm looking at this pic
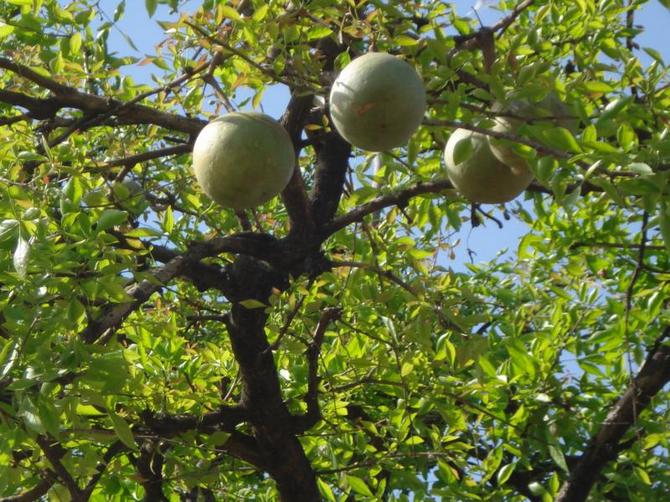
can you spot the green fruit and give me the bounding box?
[444,128,533,204]
[192,112,295,210]
[488,94,577,170]
[329,52,426,152]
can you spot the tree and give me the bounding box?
[0,0,669,500]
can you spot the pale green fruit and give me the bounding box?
[192,112,295,210]
[488,94,577,170]
[444,128,533,204]
[329,52,426,152]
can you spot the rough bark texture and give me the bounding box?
[556,339,670,501]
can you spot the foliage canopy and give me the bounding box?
[0,0,669,500]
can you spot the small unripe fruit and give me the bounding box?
[329,52,426,152]
[444,128,533,204]
[192,112,295,210]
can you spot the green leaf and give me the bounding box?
[549,444,569,472]
[239,299,267,309]
[318,478,337,502]
[394,35,420,46]
[69,32,82,54]
[110,412,138,450]
[113,0,126,22]
[145,0,157,18]
[541,127,582,153]
[453,136,473,165]
[497,462,516,485]
[307,25,333,40]
[0,341,19,379]
[97,209,128,231]
[0,22,15,40]
[252,4,269,21]
[346,475,374,497]
[218,5,242,21]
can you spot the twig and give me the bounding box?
[423,118,571,159]
[89,144,192,170]
[292,308,342,433]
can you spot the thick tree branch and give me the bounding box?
[310,131,352,227]
[0,471,57,502]
[556,328,670,501]
[35,436,84,501]
[280,94,316,236]
[82,233,283,344]
[135,441,168,502]
[142,406,248,436]
[225,256,321,501]
[0,57,205,135]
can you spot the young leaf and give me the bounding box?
[145,0,157,18]
[110,412,138,450]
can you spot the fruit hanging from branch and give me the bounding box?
[192,112,295,210]
[329,52,426,152]
[444,127,534,204]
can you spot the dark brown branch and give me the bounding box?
[0,57,205,135]
[324,179,455,236]
[0,89,60,119]
[292,307,342,433]
[0,471,57,502]
[280,94,316,236]
[0,57,75,95]
[35,436,84,501]
[135,441,168,502]
[141,406,248,436]
[555,328,670,501]
[310,131,352,227]
[82,234,280,344]
[91,144,192,169]
[82,441,127,498]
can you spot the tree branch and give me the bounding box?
[82,441,127,498]
[0,471,57,502]
[556,328,670,501]
[35,436,84,501]
[135,441,168,502]
[309,131,351,227]
[82,233,283,344]
[324,179,455,236]
[141,406,248,436]
[280,94,316,236]
[292,307,342,433]
[0,57,205,135]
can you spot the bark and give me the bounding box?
[556,337,670,501]
[226,256,321,501]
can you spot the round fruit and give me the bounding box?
[444,128,533,204]
[112,179,147,214]
[488,94,577,171]
[192,112,295,210]
[329,52,426,152]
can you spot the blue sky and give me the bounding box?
[94,0,670,269]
